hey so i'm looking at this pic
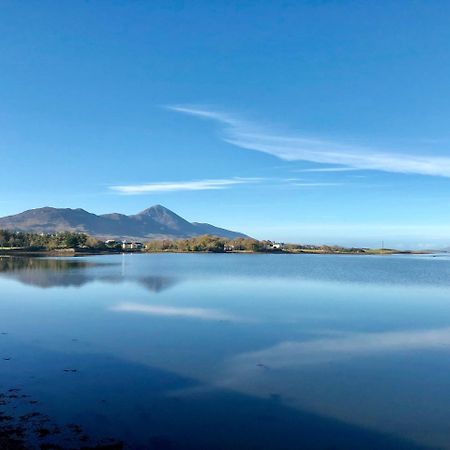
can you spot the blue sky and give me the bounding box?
[1,1,450,248]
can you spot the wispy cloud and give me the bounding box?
[295,167,361,173]
[111,302,240,321]
[168,105,450,178]
[290,182,344,187]
[168,105,240,126]
[110,178,257,195]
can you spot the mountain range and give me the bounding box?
[0,205,248,240]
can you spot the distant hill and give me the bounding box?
[0,205,248,240]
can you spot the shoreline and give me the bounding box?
[0,248,431,258]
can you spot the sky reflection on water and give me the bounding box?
[1,253,450,449]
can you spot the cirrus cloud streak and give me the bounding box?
[168,105,450,178]
[110,178,258,195]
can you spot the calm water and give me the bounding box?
[1,253,450,449]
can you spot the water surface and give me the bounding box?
[1,253,450,449]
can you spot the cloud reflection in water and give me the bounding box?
[223,326,450,382]
[111,302,241,321]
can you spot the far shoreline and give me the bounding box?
[0,230,434,258]
[0,247,432,258]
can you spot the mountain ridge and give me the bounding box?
[0,205,248,240]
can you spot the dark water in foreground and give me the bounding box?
[1,253,450,449]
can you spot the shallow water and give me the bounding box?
[1,253,450,449]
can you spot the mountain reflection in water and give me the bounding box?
[0,256,180,293]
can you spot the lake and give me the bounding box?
[1,253,450,449]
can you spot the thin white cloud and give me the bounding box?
[168,105,450,178]
[111,302,239,321]
[295,167,361,173]
[290,182,344,187]
[168,105,241,126]
[110,178,256,195]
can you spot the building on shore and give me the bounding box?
[122,241,144,250]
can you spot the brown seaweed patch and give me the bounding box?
[1,387,125,449]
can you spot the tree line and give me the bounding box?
[0,230,103,250]
[0,229,373,254]
[144,236,369,254]
[145,236,273,253]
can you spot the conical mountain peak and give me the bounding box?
[137,204,171,216]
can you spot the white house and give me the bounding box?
[122,241,144,250]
